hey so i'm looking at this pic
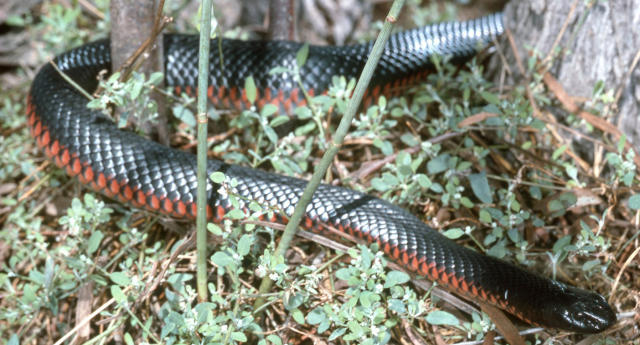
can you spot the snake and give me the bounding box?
[27,13,617,333]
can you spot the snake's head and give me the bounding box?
[542,281,617,333]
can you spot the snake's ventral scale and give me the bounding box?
[27,13,616,333]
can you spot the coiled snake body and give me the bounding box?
[27,13,616,333]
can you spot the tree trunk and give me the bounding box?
[268,0,296,40]
[493,0,640,148]
[110,0,168,143]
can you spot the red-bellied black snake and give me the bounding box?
[27,13,617,333]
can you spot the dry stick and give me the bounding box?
[253,0,406,310]
[451,328,544,345]
[53,298,117,345]
[480,304,526,345]
[610,245,640,303]
[614,47,640,119]
[77,0,106,19]
[540,0,579,68]
[196,0,214,302]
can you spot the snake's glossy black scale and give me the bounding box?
[165,14,504,110]
[27,13,616,333]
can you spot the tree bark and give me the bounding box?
[110,0,168,143]
[268,0,296,40]
[493,0,640,148]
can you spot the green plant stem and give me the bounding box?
[122,305,162,344]
[196,0,213,303]
[253,0,405,310]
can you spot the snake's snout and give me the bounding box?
[548,285,617,333]
[570,293,617,333]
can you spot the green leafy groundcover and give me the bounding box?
[0,1,633,344]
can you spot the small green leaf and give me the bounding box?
[373,138,393,155]
[296,43,309,67]
[225,209,246,219]
[167,273,194,292]
[264,126,278,145]
[460,196,474,208]
[130,78,143,99]
[442,228,464,239]
[426,310,459,326]
[307,307,325,325]
[507,228,522,243]
[109,271,131,286]
[359,291,377,307]
[111,285,127,303]
[552,235,573,255]
[552,145,567,160]
[427,154,450,175]
[430,182,443,193]
[270,115,289,127]
[87,230,104,255]
[335,268,353,281]
[291,308,305,325]
[487,241,507,258]
[468,171,492,204]
[172,104,196,126]
[529,186,542,200]
[548,199,563,212]
[108,72,121,83]
[416,174,432,188]
[628,194,640,210]
[210,171,225,183]
[22,284,37,304]
[384,271,410,288]
[212,251,234,267]
[284,292,305,310]
[148,72,164,85]
[371,177,390,192]
[237,234,253,256]
[582,259,600,271]
[267,334,283,345]
[261,103,279,117]
[294,121,316,136]
[388,298,407,314]
[328,328,347,341]
[479,209,492,223]
[245,76,257,104]
[231,332,247,342]
[378,95,387,109]
[617,134,627,153]
[124,332,134,345]
[400,133,418,146]
[7,334,19,345]
[347,319,363,334]
[480,91,499,105]
[207,223,223,235]
[295,106,312,119]
[269,66,289,75]
[511,199,521,212]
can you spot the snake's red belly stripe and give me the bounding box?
[176,67,433,113]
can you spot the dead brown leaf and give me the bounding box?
[543,72,640,169]
[73,282,94,343]
[457,112,499,128]
[480,303,526,345]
